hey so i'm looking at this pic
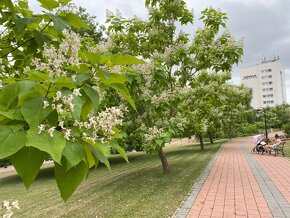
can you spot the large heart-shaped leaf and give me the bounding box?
[0,127,26,159]
[26,129,66,164]
[21,96,53,128]
[63,141,85,171]
[55,159,87,202]
[10,147,47,189]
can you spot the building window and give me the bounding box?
[262,88,273,91]
[263,100,274,104]
[261,69,272,73]
[261,75,272,79]
[243,75,257,80]
[262,81,273,85]
[263,94,274,98]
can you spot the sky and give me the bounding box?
[28,0,290,103]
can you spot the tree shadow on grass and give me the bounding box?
[0,166,55,185]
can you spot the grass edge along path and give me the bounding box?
[0,140,225,218]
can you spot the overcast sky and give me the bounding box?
[28,0,290,103]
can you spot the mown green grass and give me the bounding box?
[283,141,290,158]
[0,140,224,218]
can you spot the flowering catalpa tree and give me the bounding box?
[0,0,143,201]
[107,0,244,173]
[181,71,231,150]
[218,84,252,139]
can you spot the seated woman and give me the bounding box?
[265,134,282,154]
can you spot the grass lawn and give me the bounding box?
[0,140,224,218]
[283,141,290,158]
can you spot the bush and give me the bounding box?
[282,124,290,138]
[242,124,258,136]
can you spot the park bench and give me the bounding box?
[271,141,286,157]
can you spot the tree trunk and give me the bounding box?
[158,148,170,174]
[199,134,205,151]
[208,132,214,144]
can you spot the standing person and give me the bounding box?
[265,134,282,154]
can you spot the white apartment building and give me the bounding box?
[240,57,287,109]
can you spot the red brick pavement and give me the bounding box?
[244,138,290,204]
[187,140,272,218]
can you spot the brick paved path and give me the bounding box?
[174,137,290,218]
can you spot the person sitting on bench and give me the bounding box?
[265,134,282,154]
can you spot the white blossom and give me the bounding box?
[63,128,71,140]
[11,201,20,210]
[144,126,164,142]
[106,9,114,19]
[2,200,20,218]
[38,124,46,134]
[73,88,82,96]
[31,31,81,78]
[48,127,55,137]
[43,100,50,109]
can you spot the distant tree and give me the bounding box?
[107,0,244,171]
[75,6,105,43]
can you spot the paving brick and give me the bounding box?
[173,137,290,218]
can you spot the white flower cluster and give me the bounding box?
[151,90,174,105]
[152,43,188,62]
[99,65,124,74]
[38,124,56,137]
[132,62,155,90]
[106,9,122,20]
[1,200,20,218]
[78,106,126,142]
[144,126,164,143]
[38,122,72,141]
[32,31,81,78]
[51,91,75,116]
[93,38,115,54]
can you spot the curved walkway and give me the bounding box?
[173,136,290,218]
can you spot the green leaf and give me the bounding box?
[110,83,136,110]
[96,71,128,84]
[59,0,71,3]
[37,0,59,11]
[83,143,95,168]
[27,70,49,81]
[55,159,87,202]
[49,14,68,33]
[0,127,26,159]
[0,110,15,119]
[26,129,66,164]
[0,81,35,110]
[112,142,128,162]
[111,54,145,65]
[10,147,47,189]
[2,0,15,11]
[33,30,49,46]
[83,85,99,110]
[15,17,37,35]
[18,0,29,9]
[63,141,85,171]
[61,13,90,29]
[91,147,111,171]
[21,96,53,128]
[81,51,100,65]
[86,140,111,171]
[155,139,163,146]
[81,100,93,120]
[72,95,84,121]
[65,64,89,74]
